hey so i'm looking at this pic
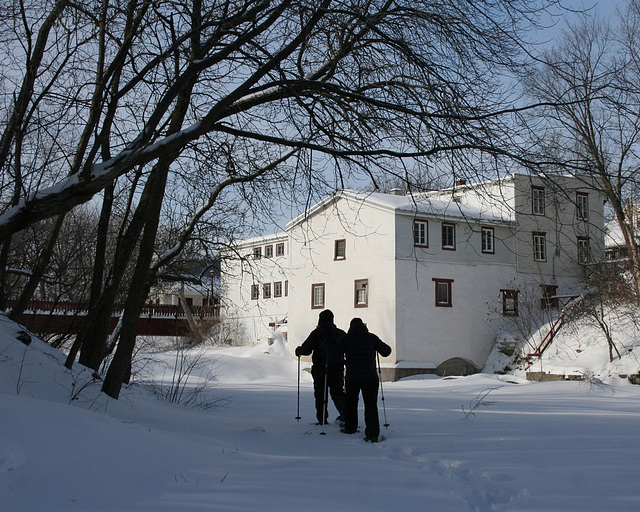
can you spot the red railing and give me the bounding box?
[526,295,584,361]
[5,300,220,319]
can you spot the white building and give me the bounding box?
[220,173,605,375]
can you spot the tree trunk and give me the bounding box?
[178,283,204,344]
[68,206,146,370]
[102,14,200,396]
[102,162,171,398]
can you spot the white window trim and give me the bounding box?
[414,219,428,247]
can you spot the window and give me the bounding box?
[274,281,282,298]
[285,280,289,297]
[501,289,518,316]
[251,284,259,300]
[442,223,455,250]
[576,193,589,221]
[354,279,368,308]
[276,243,285,256]
[541,284,558,309]
[532,186,545,215]
[334,239,346,260]
[263,283,271,299]
[264,245,273,258]
[533,232,547,261]
[578,237,591,264]
[481,227,495,254]
[433,278,453,307]
[253,247,262,259]
[413,219,428,247]
[311,283,325,309]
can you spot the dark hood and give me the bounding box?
[318,309,334,326]
[348,317,369,335]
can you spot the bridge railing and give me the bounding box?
[5,300,220,320]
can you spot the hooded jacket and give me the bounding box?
[295,310,345,368]
[339,318,391,382]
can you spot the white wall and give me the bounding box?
[220,233,289,344]
[513,174,606,278]
[287,196,398,360]
[221,173,606,369]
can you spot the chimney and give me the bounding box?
[455,179,466,187]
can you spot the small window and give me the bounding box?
[433,278,453,307]
[533,232,547,262]
[577,237,591,264]
[334,239,346,260]
[576,193,589,221]
[285,280,289,297]
[482,227,495,254]
[253,247,262,259]
[263,283,271,299]
[541,284,558,309]
[532,186,545,216]
[276,243,285,256]
[274,281,282,298]
[413,219,428,247]
[442,223,455,250]
[265,245,273,258]
[501,289,518,316]
[311,283,325,309]
[354,279,368,308]
[251,284,259,300]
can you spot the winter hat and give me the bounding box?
[318,309,334,325]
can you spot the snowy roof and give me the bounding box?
[225,231,288,249]
[604,219,640,248]
[287,186,516,230]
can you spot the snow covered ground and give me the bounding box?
[1,311,640,512]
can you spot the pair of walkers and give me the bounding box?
[295,310,392,443]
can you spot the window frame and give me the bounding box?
[264,245,273,258]
[481,226,495,254]
[576,192,589,221]
[354,279,368,308]
[252,247,262,260]
[334,239,346,260]
[532,186,545,216]
[533,232,547,262]
[500,289,518,316]
[442,222,456,251]
[263,283,271,299]
[251,284,259,300]
[276,243,285,256]
[274,281,282,298]
[413,219,429,247]
[577,236,591,264]
[311,283,325,309]
[432,278,453,307]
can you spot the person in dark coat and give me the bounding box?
[339,317,391,442]
[295,309,346,425]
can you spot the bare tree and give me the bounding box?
[524,5,640,298]
[0,0,563,399]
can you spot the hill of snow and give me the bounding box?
[1,310,640,511]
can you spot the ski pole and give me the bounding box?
[377,352,389,428]
[296,356,301,422]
